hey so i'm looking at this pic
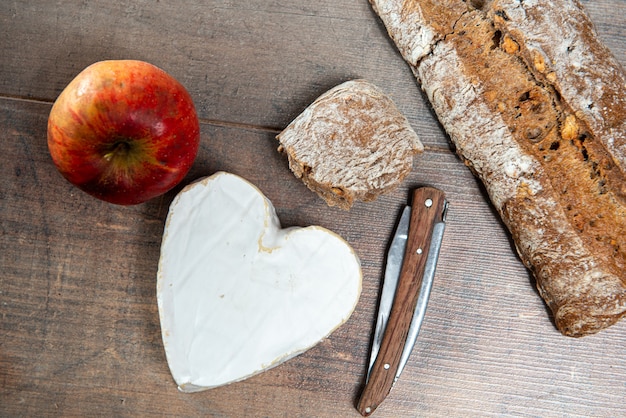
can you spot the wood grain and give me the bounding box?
[1,1,626,417]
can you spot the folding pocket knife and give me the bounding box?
[357,187,448,416]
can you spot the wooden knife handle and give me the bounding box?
[357,187,446,416]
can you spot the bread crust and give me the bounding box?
[277,79,423,210]
[370,0,626,336]
[490,0,626,181]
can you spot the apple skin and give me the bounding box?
[47,60,201,205]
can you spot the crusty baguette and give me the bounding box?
[276,79,423,210]
[370,0,626,336]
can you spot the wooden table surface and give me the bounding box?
[2,1,625,416]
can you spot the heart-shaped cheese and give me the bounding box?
[157,171,362,392]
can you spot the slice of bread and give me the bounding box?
[277,79,423,210]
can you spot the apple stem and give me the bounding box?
[104,141,131,161]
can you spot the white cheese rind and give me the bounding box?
[157,171,362,392]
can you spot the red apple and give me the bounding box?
[47,60,200,205]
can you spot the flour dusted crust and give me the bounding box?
[490,0,626,178]
[370,0,626,336]
[277,79,423,210]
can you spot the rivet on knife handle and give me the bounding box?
[357,187,447,416]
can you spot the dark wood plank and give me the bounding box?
[0,1,434,144]
[1,0,626,416]
[2,1,623,147]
